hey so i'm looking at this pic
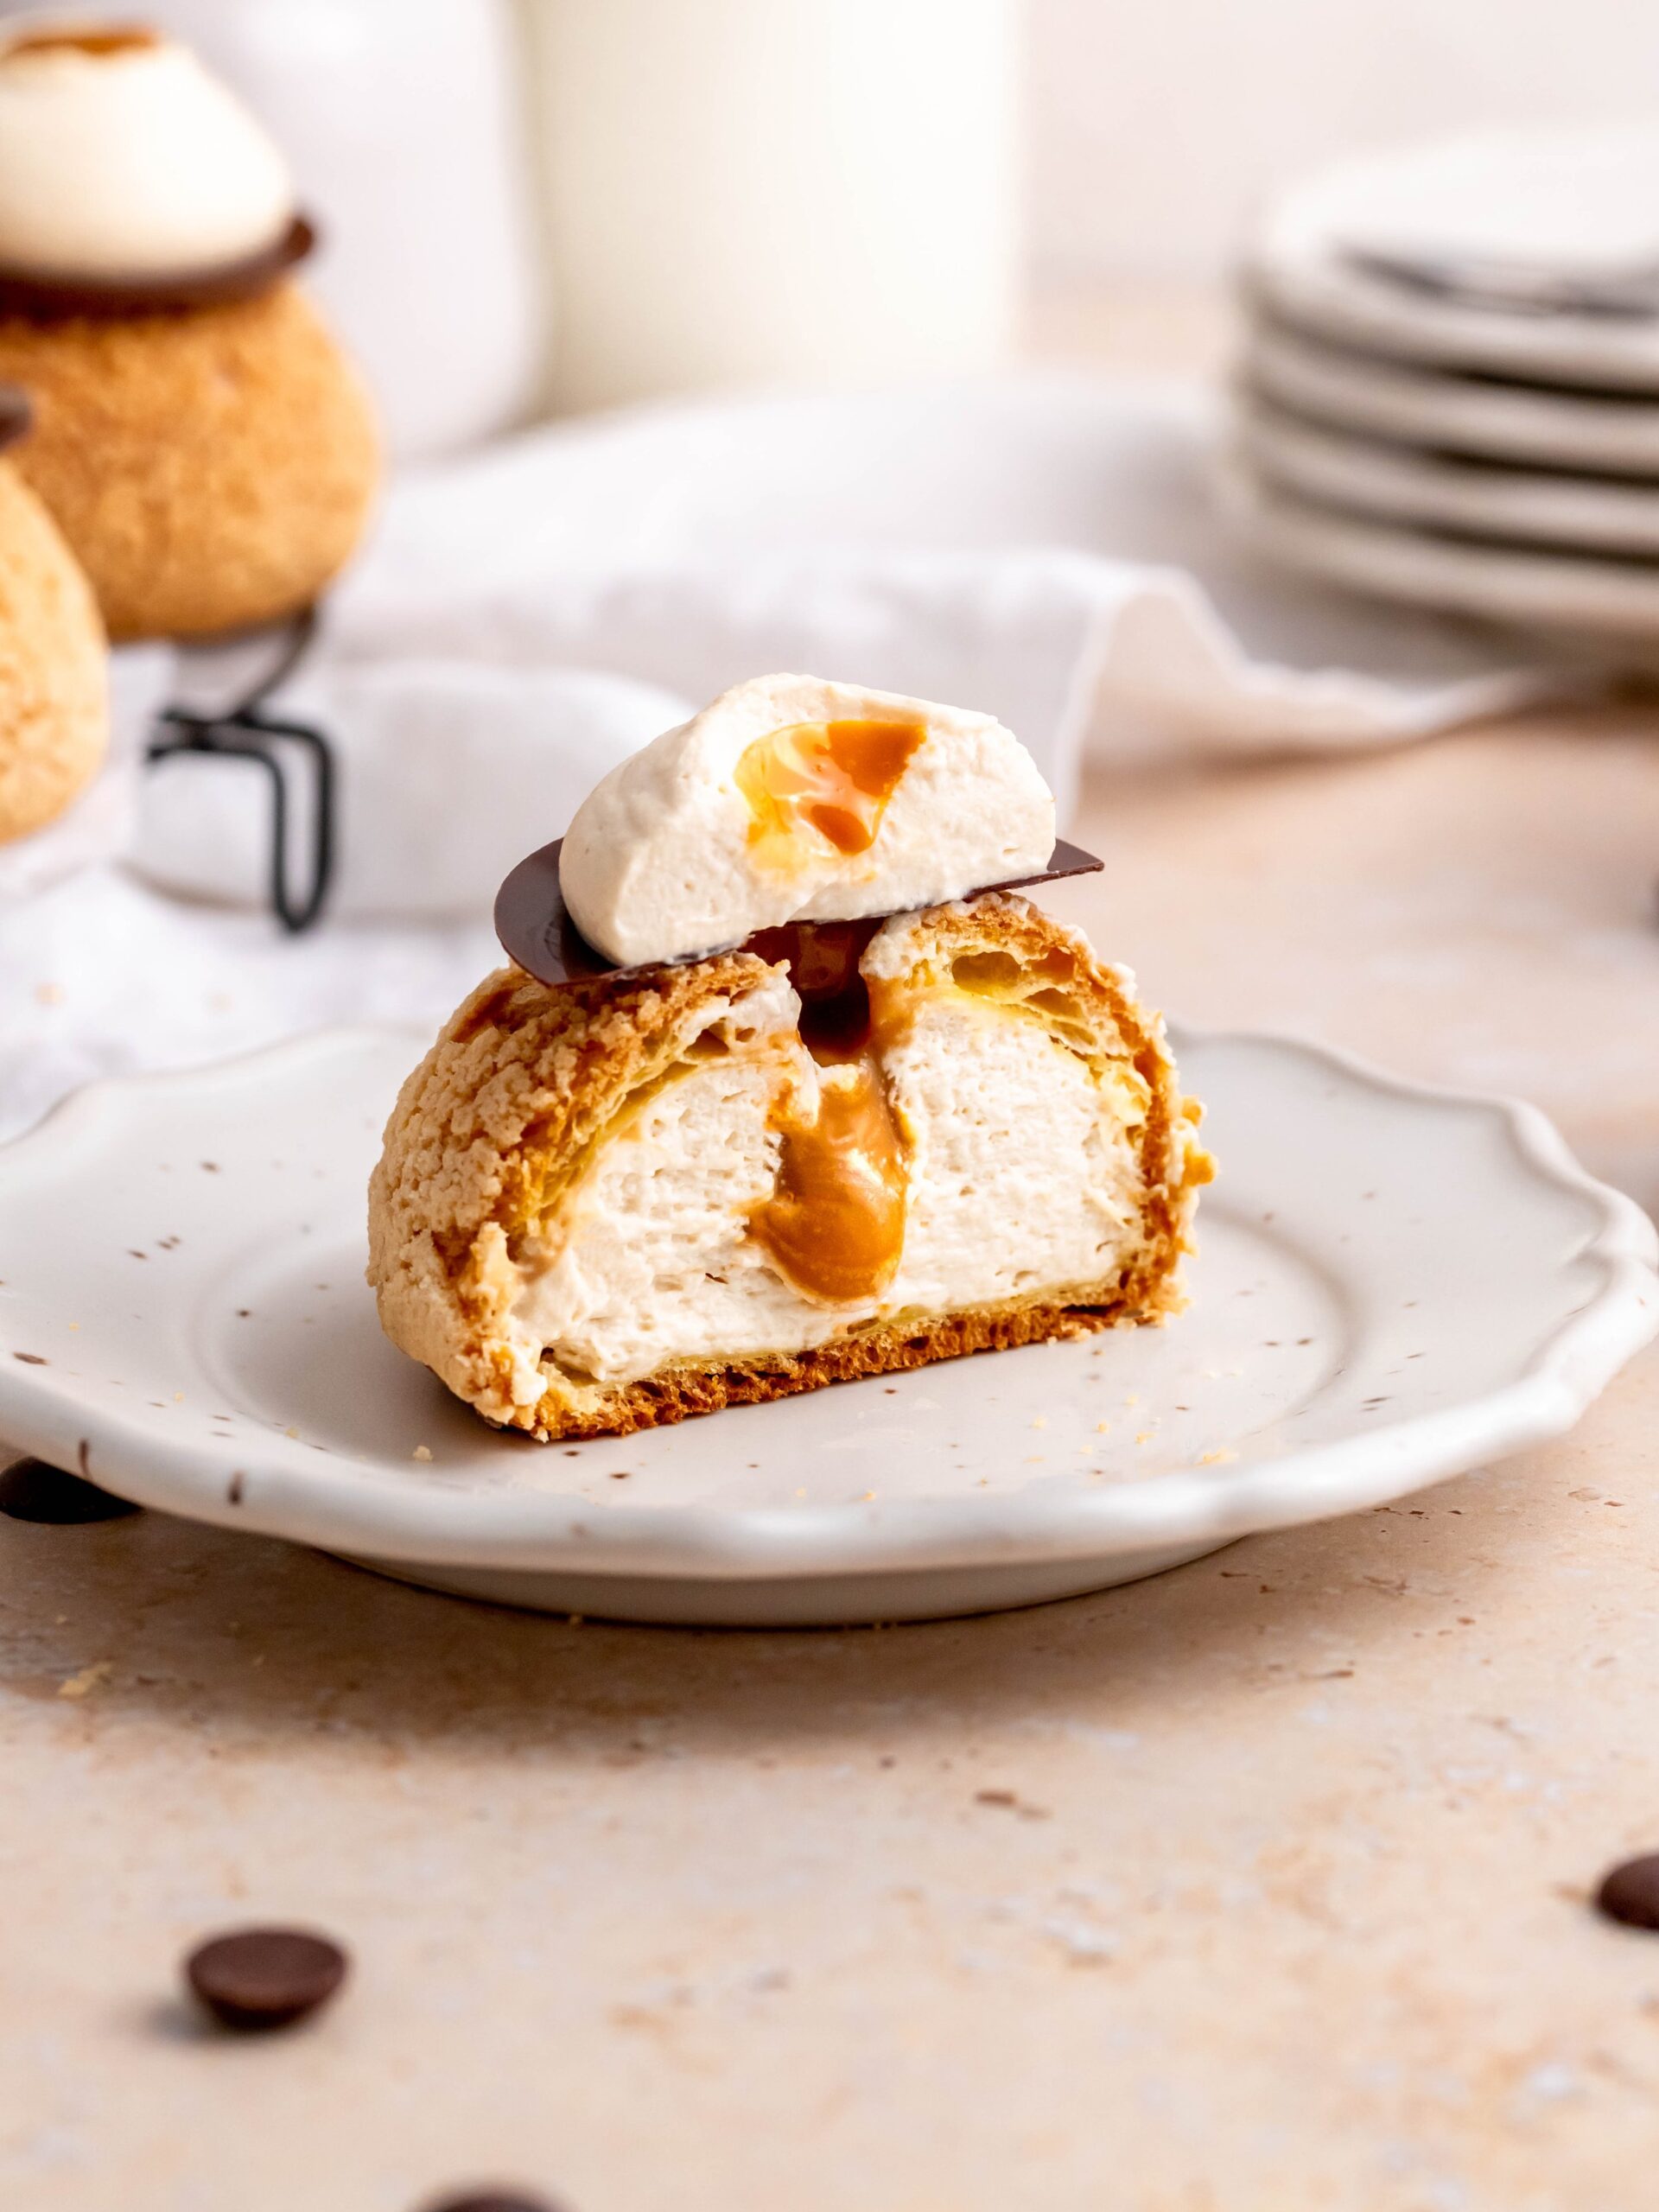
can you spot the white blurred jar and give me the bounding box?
[521,0,1019,412]
[0,0,551,460]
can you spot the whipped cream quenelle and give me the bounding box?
[0,27,294,278]
[558,673,1056,968]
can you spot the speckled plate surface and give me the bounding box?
[0,1027,1651,1625]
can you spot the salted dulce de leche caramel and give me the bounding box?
[5,27,160,59]
[751,1055,907,1307]
[745,914,918,1307]
[735,715,926,868]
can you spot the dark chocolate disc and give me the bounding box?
[0,212,317,319]
[185,1925,348,2031]
[493,836,1105,990]
[1596,1854,1659,1930]
[418,2194,565,2212]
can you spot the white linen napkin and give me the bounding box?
[0,374,1580,1142]
[130,376,1563,921]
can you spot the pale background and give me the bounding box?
[9,0,1651,441]
[1029,0,1659,284]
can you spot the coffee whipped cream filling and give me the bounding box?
[0,28,294,277]
[557,673,1057,969]
[505,921,1151,1395]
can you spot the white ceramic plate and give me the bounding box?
[0,1028,1651,1626]
[1249,130,1659,392]
[1236,397,1659,558]
[1227,465,1659,644]
[1244,322,1659,476]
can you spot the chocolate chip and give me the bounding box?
[185,1927,348,2031]
[0,1459,142,1523]
[418,2195,563,2212]
[1596,1855,1659,1930]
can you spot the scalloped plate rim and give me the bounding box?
[0,1023,1652,1584]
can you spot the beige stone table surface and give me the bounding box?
[3,712,1659,2212]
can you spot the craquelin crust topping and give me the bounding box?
[368,895,1212,1444]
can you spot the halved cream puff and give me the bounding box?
[369,677,1211,1442]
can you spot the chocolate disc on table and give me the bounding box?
[419,2193,566,2212]
[0,212,317,319]
[494,836,1105,989]
[185,1925,348,2031]
[1595,1854,1659,1930]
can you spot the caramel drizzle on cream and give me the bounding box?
[5,26,160,60]
[735,717,925,870]
[747,918,908,1307]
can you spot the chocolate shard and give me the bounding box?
[0,213,316,319]
[494,836,1104,989]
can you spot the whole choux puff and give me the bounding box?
[0,391,107,844]
[0,22,378,642]
[0,285,379,642]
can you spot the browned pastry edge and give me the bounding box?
[368,894,1214,1443]
[491,1268,1187,1445]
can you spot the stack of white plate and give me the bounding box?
[1231,126,1659,640]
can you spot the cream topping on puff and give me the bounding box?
[558,673,1057,968]
[0,26,294,276]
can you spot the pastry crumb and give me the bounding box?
[412,1444,432,1462]
[1197,1446,1237,1466]
[57,1660,111,1700]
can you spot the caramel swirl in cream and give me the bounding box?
[6,27,160,60]
[747,917,910,1306]
[752,1059,906,1307]
[735,717,925,872]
